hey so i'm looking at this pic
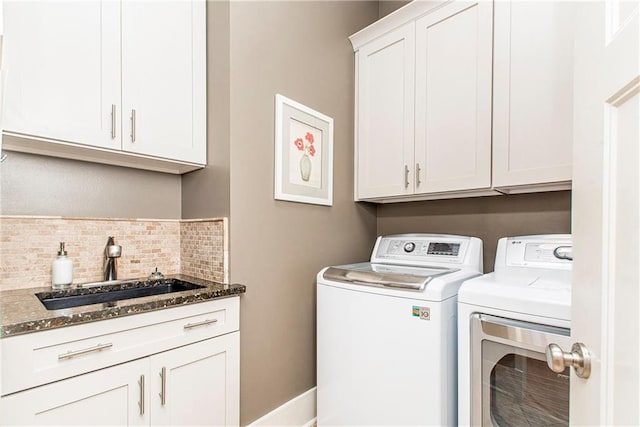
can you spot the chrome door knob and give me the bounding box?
[545,342,591,379]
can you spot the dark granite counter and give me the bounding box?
[0,275,246,338]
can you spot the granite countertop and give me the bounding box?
[0,274,246,338]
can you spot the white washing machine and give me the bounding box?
[317,234,483,426]
[457,234,573,427]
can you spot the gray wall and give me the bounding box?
[379,0,411,18]
[377,191,572,272]
[182,0,231,219]
[226,2,378,424]
[1,151,181,218]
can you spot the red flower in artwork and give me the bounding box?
[305,132,314,144]
[293,132,317,157]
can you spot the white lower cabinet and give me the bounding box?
[150,333,240,426]
[1,359,149,426]
[0,298,240,426]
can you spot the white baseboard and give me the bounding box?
[248,387,317,427]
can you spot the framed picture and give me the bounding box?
[274,94,334,206]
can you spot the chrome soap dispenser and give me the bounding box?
[52,242,73,289]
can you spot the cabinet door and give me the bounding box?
[0,359,148,426]
[2,1,121,150]
[356,23,415,199]
[150,332,240,426]
[414,1,493,194]
[121,0,206,164]
[492,2,574,189]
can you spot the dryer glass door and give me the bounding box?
[471,314,571,426]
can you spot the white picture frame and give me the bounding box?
[274,94,334,206]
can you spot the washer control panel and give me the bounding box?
[386,239,461,257]
[427,242,460,256]
[371,234,481,268]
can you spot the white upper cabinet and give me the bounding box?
[2,1,121,151]
[2,0,206,174]
[492,1,574,192]
[356,24,415,199]
[352,0,497,202]
[414,1,493,194]
[121,0,206,164]
[350,0,575,202]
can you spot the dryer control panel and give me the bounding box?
[496,235,573,270]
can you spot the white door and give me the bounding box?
[121,0,206,164]
[356,23,415,199]
[0,358,148,426]
[571,1,639,424]
[414,1,492,194]
[150,333,240,426]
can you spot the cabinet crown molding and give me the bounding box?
[349,0,449,51]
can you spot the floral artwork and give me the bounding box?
[294,132,316,159]
[289,120,322,189]
[275,94,333,206]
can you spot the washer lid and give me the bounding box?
[322,262,458,291]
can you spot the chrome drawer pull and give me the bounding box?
[131,109,136,142]
[139,374,145,415]
[183,318,218,330]
[111,104,116,139]
[58,342,113,360]
[159,366,167,406]
[404,165,410,189]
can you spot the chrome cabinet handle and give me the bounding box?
[183,318,218,330]
[138,374,145,415]
[159,367,167,406]
[404,165,410,189]
[546,342,591,379]
[58,342,113,360]
[130,109,136,142]
[415,163,422,187]
[111,104,116,139]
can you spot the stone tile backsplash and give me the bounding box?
[181,220,228,284]
[0,216,227,291]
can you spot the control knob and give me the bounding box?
[403,242,416,253]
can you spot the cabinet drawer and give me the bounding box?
[1,297,239,396]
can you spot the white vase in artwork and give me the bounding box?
[299,153,312,182]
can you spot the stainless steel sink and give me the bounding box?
[36,279,205,310]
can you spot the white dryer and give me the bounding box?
[317,234,483,426]
[457,234,573,427]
